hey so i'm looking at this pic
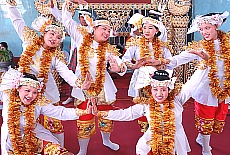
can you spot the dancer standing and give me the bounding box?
[62,0,127,154]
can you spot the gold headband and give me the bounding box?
[93,20,111,27]
[150,77,177,90]
[19,78,42,92]
[142,17,160,29]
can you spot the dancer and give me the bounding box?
[6,0,85,147]
[50,0,92,105]
[62,0,127,154]
[147,11,230,155]
[98,67,208,155]
[0,69,92,155]
[123,13,173,132]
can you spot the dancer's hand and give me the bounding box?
[81,73,92,90]
[68,0,88,4]
[132,58,147,69]
[188,49,209,61]
[144,59,161,67]
[108,56,121,72]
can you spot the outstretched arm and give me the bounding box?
[6,1,27,41]
[98,104,147,121]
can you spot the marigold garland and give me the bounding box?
[7,89,40,154]
[149,93,175,154]
[18,36,55,95]
[202,30,230,101]
[134,84,183,154]
[139,36,163,60]
[78,32,107,96]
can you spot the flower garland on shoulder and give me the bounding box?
[139,36,163,60]
[149,92,175,154]
[18,36,55,95]
[202,30,230,101]
[134,83,183,154]
[7,89,41,154]
[78,32,107,96]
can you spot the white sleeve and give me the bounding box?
[175,68,208,105]
[62,2,82,43]
[50,6,62,22]
[54,58,78,87]
[7,4,27,41]
[40,104,79,120]
[167,51,201,68]
[105,104,147,121]
[122,46,138,63]
[136,129,151,155]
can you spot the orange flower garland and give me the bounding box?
[139,36,163,60]
[18,36,55,95]
[8,89,40,154]
[202,31,230,101]
[78,32,107,96]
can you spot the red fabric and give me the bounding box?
[138,116,148,122]
[68,48,77,73]
[194,100,228,121]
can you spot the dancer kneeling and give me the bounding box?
[97,67,208,155]
[0,69,93,155]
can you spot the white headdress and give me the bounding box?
[31,15,65,40]
[0,69,43,92]
[134,68,176,90]
[187,11,229,34]
[127,13,144,31]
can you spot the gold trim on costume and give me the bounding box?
[77,118,96,138]
[76,108,87,116]
[138,120,149,132]
[98,117,114,133]
[44,116,64,134]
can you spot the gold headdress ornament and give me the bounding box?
[0,69,43,92]
[134,68,176,90]
[187,11,229,34]
[31,15,65,40]
[93,20,111,27]
[127,13,144,30]
[142,17,161,29]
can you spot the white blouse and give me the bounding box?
[105,68,208,155]
[62,2,127,102]
[167,39,230,106]
[7,5,78,103]
[1,92,79,154]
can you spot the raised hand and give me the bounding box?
[81,72,92,90]
[108,56,120,72]
[188,49,209,61]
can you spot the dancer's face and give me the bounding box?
[79,15,88,26]
[94,25,111,42]
[198,22,218,41]
[143,22,158,40]
[43,30,62,48]
[18,85,38,105]
[151,86,169,103]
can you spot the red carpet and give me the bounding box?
[1,73,230,155]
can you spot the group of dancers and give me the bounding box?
[0,0,230,155]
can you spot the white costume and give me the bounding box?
[62,2,126,103]
[0,93,79,154]
[122,42,172,97]
[166,39,230,106]
[7,5,78,103]
[104,68,208,155]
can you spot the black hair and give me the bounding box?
[142,15,161,38]
[0,42,8,49]
[79,9,91,17]
[151,70,170,81]
[22,72,38,81]
[201,12,227,23]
